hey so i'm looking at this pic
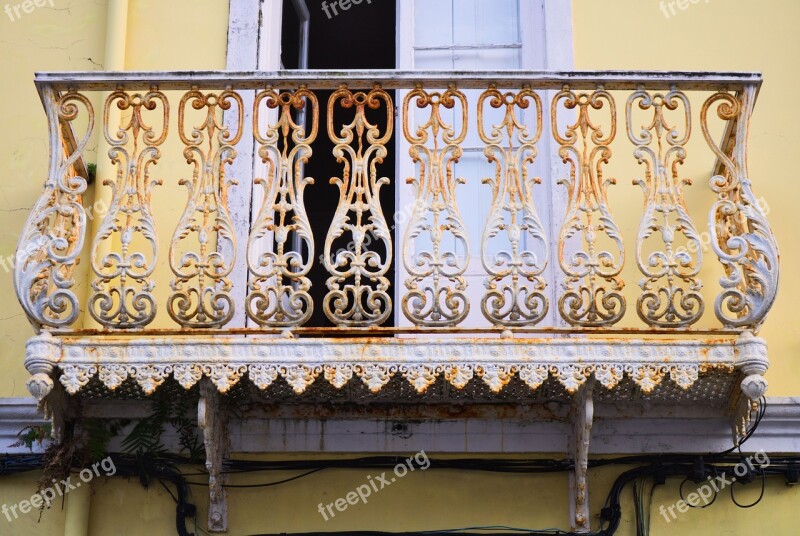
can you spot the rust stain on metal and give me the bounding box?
[53,326,746,338]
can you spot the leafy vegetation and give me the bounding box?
[8,424,52,451]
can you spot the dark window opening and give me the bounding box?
[280,0,397,328]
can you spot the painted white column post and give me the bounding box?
[225,0,263,328]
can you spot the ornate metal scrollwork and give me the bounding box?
[168,88,243,328]
[247,87,318,327]
[552,85,625,327]
[701,86,779,329]
[627,87,703,327]
[401,85,470,326]
[479,86,549,326]
[89,88,168,328]
[323,86,394,326]
[14,88,93,330]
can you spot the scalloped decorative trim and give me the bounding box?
[31,334,762,397]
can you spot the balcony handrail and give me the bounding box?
[33,69,763,93]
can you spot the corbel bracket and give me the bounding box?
[568,379,594,532]
[733,331,770,441]
[199,379,230,532]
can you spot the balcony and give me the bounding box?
[14,69,779,531]
[16,69,777,407]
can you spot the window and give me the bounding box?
[227,0,573,329]
[396,0,569,328]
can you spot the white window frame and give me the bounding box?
[225,0,284,328]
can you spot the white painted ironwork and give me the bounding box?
[401,85,471,326]
[323,86,394,326]
[479,86,549,326]
[14,69,782,536]
[28,331,760,397]
[168,89,243,328]
[701,86,780,330]
[627,86,704,327]
[15,72,779,334]
[247,88,317,326]
[552,86,626,326]
[15,88,93,331]
[90,88,167,328]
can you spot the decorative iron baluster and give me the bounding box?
[323,86,394,326]
[89,88,168,328]
[552,85,625,327]
[169,88,243,328]
[479,86,549,326]
[14,88,93,330]
[627,87,703,327]
[701,86,779,329]
[401,85,470,326]
[247,87,318,327]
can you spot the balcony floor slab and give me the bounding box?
[23,332,768,410]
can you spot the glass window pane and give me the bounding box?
[414,49,454,70]
[414,0,453,47]
[474,0,519,44]
[454,151,496,256]
[451,48,520,70]
[413,0,522,69]
[453,0,478,47]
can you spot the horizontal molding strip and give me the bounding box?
[34,69,762,92]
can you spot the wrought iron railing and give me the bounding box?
[15,71,779,335]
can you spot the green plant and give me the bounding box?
[86,162,97,182]
[120,399,170,456]
[83,418,128,462]
[9,424,52,451]
[121,392,204,462]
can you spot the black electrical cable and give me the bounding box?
[0,398,786,536]
[678,477,717,508]
[419,527,570,534]
[730,469,766,508]
[0,455,47,475]
[244,524,588,535]
[608,397,767,536]
[158,477,180,504]
[170,400,771,536]
[4,452,800,536]
[185,467,324,488]
[106,455,197,536]
[715,396,767,457]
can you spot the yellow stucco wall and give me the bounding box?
[2,458,799,535]
[0,0,230,393]
[572,0,800,395]
[0,0,107,397]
